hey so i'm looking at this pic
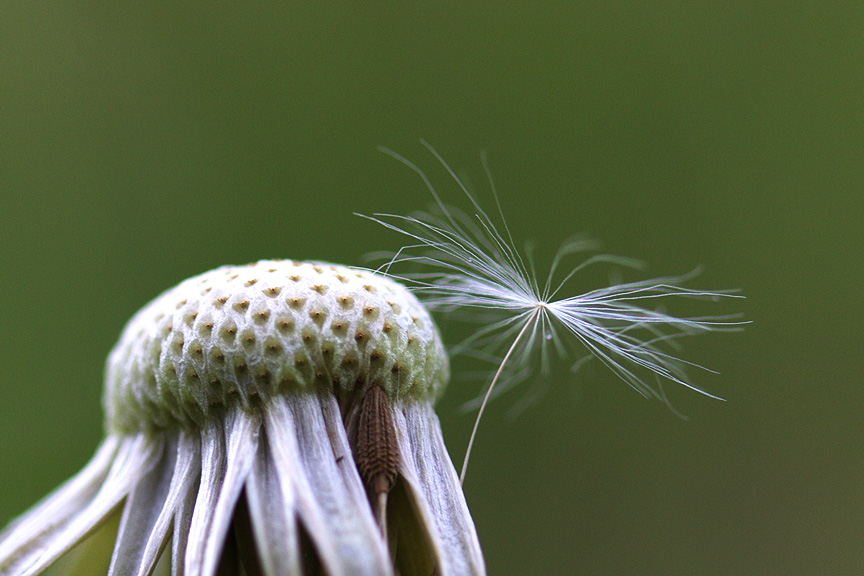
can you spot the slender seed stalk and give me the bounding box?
[460,307,542,485]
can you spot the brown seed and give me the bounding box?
[354,385,399,496]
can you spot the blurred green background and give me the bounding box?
[1,2,861,575]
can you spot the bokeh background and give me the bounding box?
[1,3,861,575]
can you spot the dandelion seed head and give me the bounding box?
[105,259,449,435]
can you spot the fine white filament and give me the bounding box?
[364,141,746,483]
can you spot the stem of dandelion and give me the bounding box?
[460,308,541,485]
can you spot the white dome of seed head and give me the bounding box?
[104,260,449,434]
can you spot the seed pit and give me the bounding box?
[264,339,283,357]
[219,324,237,344]
[278,375,296,390]
[253,310,271,324]
[233,300,250,313]
[241,332,257,349]
[277,318,294,333]
[289,297,305,309]
[263,286,282,297]
[338,296,354,309]
[310,309,326,326]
